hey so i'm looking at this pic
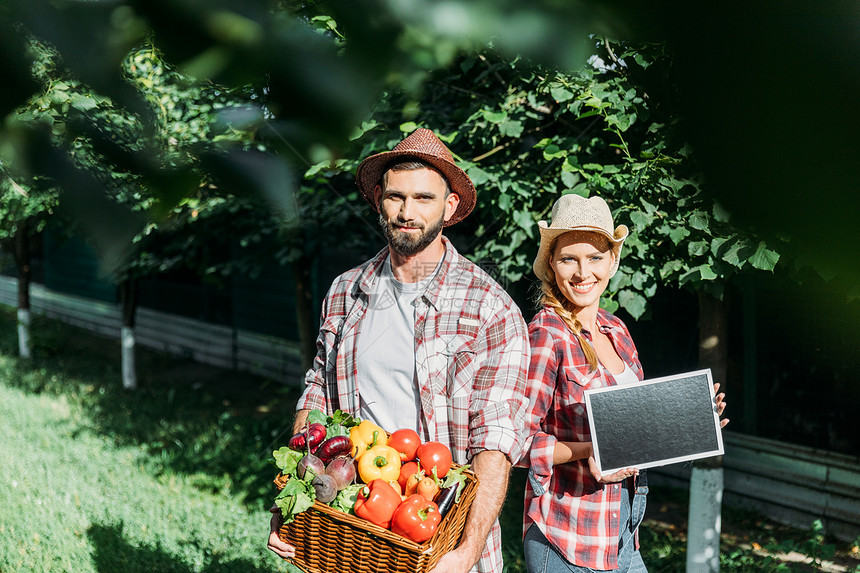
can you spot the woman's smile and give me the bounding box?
[567,281,597,294]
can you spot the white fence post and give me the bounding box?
[17,307,31,359]
[686,465,724,572]
[121,325,137,390]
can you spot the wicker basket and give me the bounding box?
[274,465,478,573]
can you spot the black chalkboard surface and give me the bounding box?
[584,369,724,474]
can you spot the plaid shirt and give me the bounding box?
[520,307,644,570]
[297,237,530,573]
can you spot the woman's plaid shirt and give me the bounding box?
[297,237,529,573]
[520,307,644,570]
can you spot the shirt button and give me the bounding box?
[613,513,617,518]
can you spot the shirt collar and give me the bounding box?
[581,308,621,338]
[421,236,457,311]
[357,236,458,309]
[357,246,389,296]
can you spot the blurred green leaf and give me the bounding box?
[748,241,780,271]
[550,85,574,102]
[618,289,647,319]
[499,119,523,137]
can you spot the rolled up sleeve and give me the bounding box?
[296,298,333,413]
[296,368,327,412]
[519,321,561,493]
[467,305,530,464]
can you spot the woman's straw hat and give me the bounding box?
[532,194,629,282]
[355,128,476,226]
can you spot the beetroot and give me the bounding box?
[326,455,357,490]
[306,423,327,450]
[288,431,307,451]
[297,454,325,480]
[312,474,338,503]
[315,436,352,462]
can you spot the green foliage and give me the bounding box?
[719,548,792,572]
[0,165,58,248]
[320,42,783,319]
[272,447,303,477]
[1,0,856,309]
[274,478,316,525]
[2,33,300,286]
[3,2,790,321]
[0,38,64,253]
[765,519,838,569]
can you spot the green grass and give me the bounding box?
[0,309,300,573]
[0,383,289,572]
[1,307,858,573]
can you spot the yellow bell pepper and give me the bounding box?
[350,420,388,460]
[358,444,402,483]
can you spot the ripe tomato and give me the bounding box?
[416,441,452,478]
[398,461,421,492]
[388,428,421,462]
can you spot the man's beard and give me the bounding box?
[378,212,445,256]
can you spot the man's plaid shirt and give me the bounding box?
[297,237,529,573]
[520,307,645,570]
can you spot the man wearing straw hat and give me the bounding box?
[267,128,530,572]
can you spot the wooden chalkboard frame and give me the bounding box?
[584,368,724,474]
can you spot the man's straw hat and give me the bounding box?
[355,128,476,226]
[533,194,629,282]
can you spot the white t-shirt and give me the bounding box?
[355,255,442,432]
[609,361,639,385]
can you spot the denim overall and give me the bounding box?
[524,472,649,573]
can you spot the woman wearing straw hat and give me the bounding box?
[519,194,729,572]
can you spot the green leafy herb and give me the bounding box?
[272,447,303,476]
[330,483,363,514]
[441,464,470,502]
[305,408,361,439]
[329,409,360,428]
[275,477,316,524]
[306,409,327,427]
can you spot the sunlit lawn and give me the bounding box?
[0,309,300,573]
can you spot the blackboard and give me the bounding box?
[584,369,724,474]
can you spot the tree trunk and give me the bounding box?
[14,224,32,359]
[119,278,138,390]
[687,291,728,572]
[292,257,316,373]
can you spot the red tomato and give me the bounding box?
[388,428,422,461]
[398,461,421,492]
[416,441,452,478]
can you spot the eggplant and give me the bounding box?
[435,485,459,519]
